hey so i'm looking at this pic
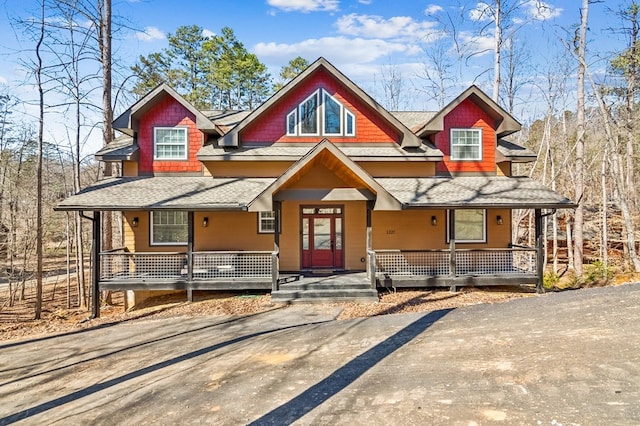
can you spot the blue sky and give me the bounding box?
[0,0,630,154]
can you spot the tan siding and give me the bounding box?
[358,161,436,177]
[204,161,293,177]
[372,208,512,250]
[497,162,511,176]
[193,211,273,251]
[122,161,138,177]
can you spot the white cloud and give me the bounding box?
[335,14,441,42]
[135,26,166,42]
[254,36,418,65]
[459,31,495,57]
[266,0,339,13]
[358,0,372,4]
[469,2,494,22]
[0,75,7,85]
[424,4,443,15]
[525,0,562,20]
[202,29,216,38]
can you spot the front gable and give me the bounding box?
[435,98,497,174]
[241,68,399,145]
[221,57,422,148]
[138,96,204,174]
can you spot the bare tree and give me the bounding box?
[35,0,46,319]
[573,0,589,277]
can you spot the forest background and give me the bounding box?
[0,0,638,319]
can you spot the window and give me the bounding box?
[448,209,486,243]
[151,211,188,245]
[323,92,342,135]
[286,89,355,137]
[451,128,482,160]
[299,92,319,135]
[154,127,187,160]
[258,211,277,233]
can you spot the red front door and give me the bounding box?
[301,206,343,270]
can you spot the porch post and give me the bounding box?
[535,209,544,293]
[366,200,375,288]
[448,209,457,292]
[91,211,101,319]
[187,211,194,302]
[272,201,281,292]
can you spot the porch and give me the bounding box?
[97,246,539,292]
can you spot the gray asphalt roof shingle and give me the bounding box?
[55,176,276,211]
[378,176,575,209]
[197,142,442,160]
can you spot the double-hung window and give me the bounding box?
[450,128,482,160]
[448,209,486,243]
[151,211,188,245]
[258,211,277,233]
[154,127,188,160]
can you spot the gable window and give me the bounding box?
[451,128,482,160]
[258,211,277,233]
[155,127,188,160]
[300,92,319,135]
[151,211,188,245]
[287,89,355,137]
[448,209,486,243]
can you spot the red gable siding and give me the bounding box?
[241,69,399,144]
[435,98,496,174]
[138,97,202,174]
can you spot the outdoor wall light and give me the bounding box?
[496,215,503,225]
[203,217,209,227]
[132,217,139,227]
[431,216,437,226]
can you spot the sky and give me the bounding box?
[0,0,631,156]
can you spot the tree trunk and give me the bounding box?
[492,0,502,102]
[34,0,45,320]
[573,0,589,278]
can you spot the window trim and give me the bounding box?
[450,128,482,161]
[322,91,343,136]
[258,211,279,234]
[299,90,320,136]
[446,209,487,244]
[150,211,189,246]
[154,127,188,161]
[286,88,355,137]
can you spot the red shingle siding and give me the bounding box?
[138,97,202,174]
[241,69,399,144]
[436,98,496,174]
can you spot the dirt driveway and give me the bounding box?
[1,284,639,425]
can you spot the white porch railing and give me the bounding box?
[99,249,273,281]
[371,247,537,282]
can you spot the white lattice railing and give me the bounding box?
[372,248,537,278]
[99,250,273,281]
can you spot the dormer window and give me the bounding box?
[286,89,355,137]
[450,128,482,160]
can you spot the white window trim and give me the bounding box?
[154,127,188,160]
[344,109,356,136]
[322,91,343,136]
[150,211,188,246]
[285,88,356,137]
[286,110,297,136]
[299,90,320,136]
[446,209,487,243]
[450,128,482,161]
[258,211,278,234]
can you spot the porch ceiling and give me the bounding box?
[378,176,576,209]
[55,176,276,211]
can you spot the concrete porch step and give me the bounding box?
[271,287,379,304]
[279,281,373,291]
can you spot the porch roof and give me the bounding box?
[54,176,275,211]
[378,176,576,209]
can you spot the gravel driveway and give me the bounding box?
[1,284,639,425]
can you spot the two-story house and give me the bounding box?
[56,57,574,311]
